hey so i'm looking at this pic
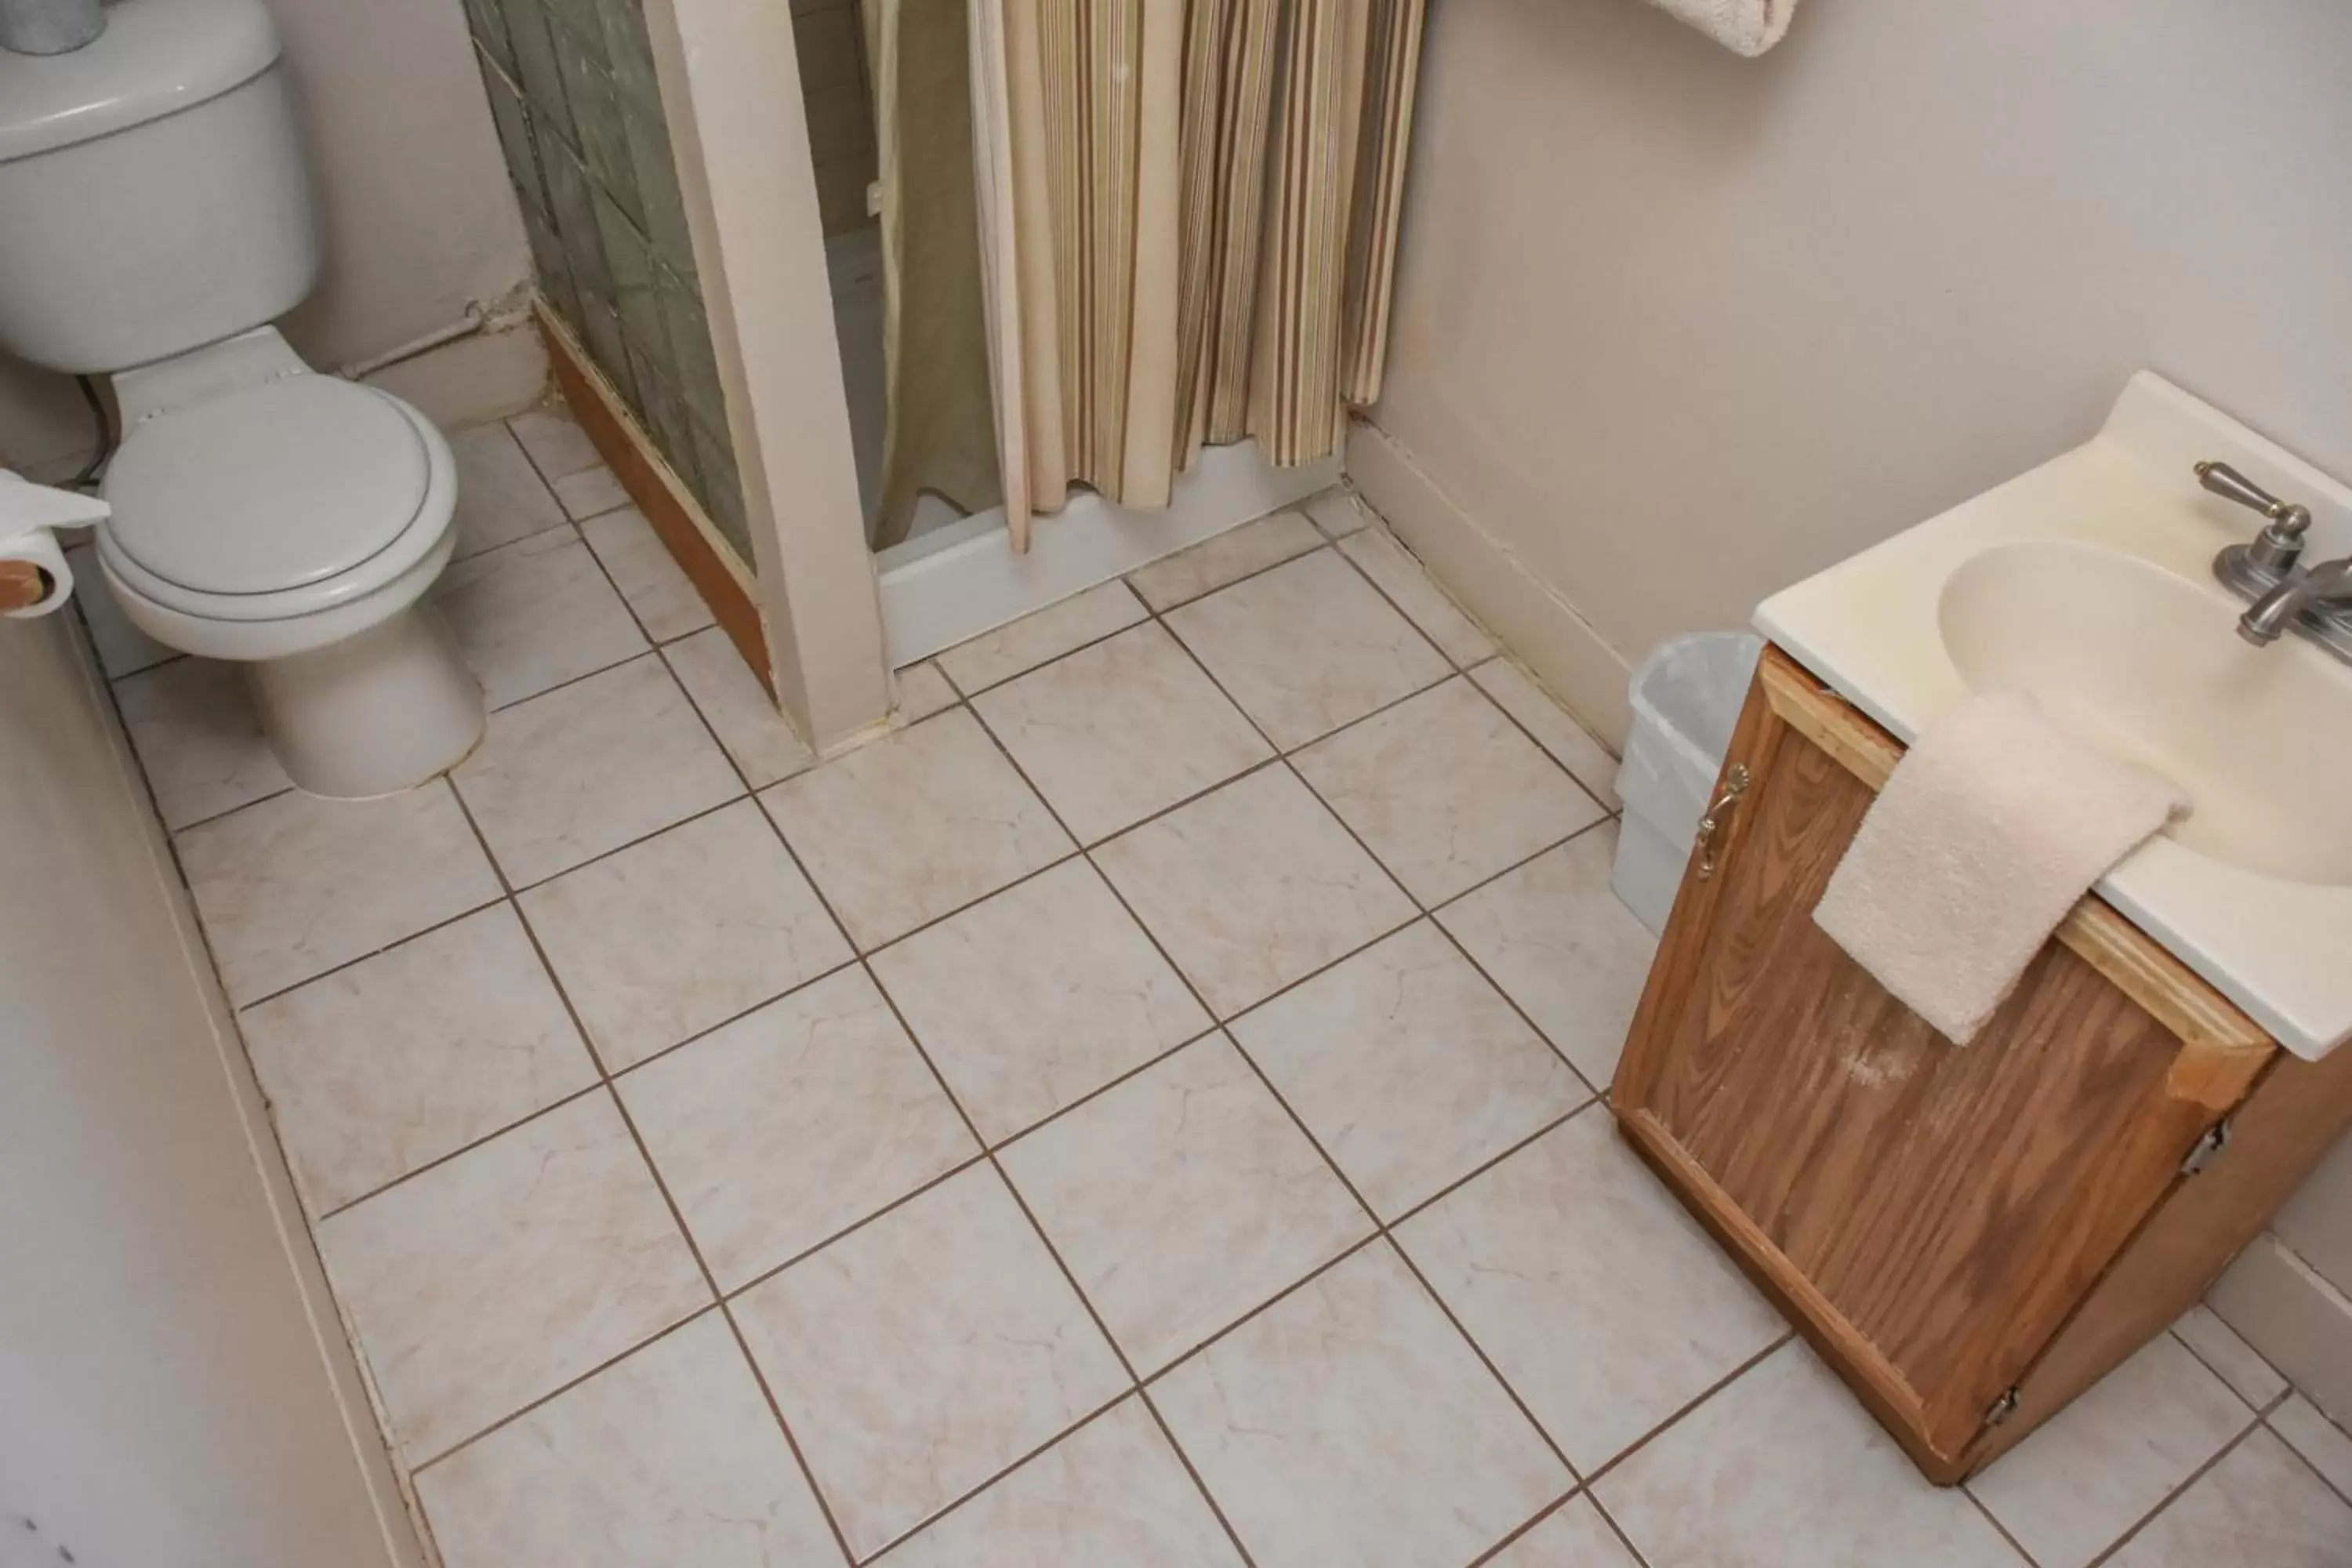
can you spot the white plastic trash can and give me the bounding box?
[1611,631,1763,935]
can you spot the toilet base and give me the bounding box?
[244,603,484,799]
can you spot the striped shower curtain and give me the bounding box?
[971,0,1426,548]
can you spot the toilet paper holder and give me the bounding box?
[0,470,108,619]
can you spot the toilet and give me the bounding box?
[0,0,484,797]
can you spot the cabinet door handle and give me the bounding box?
[1693,764,1752,880]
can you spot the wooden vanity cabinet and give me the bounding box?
[1610,645,2352,1483]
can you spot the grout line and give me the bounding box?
[1962,1481,2043,1568]
[434,760,865,1566]
[843,1389,1139,1564]
[310,1077,610,1225]
[478,639,653,718]
[2265,1399,2352,1512]
[962,655,1599,1528]
[402,1301,722,1475]
[2078,1414,2268,1568]
[931,594,1154,700]
[166,782,297,837]
[1460,1490,1588,1568]
[1573,1332,1796,1495]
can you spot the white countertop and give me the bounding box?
[1755,373,2352,1061]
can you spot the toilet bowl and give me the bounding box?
[0,0,485,799]
[95,328,483,797]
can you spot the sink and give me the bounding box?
[1937,539,2352,887]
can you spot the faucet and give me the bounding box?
[2238,556,2352,647]
[2196,461,2352,662]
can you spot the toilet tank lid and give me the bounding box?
[0,0,283,165]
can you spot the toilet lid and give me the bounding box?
[103,376,431,597]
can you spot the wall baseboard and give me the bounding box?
[1345,417,1634,748]
[534,305,773,696]
[2209,1234,2352,1425]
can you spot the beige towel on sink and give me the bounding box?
[1642,0,1798,56]
[1813,691,2187,1044]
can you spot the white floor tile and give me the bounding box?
[417,1314,841,1568]
[732,1165,1127,1557]
[1152,1243,1569,1568]
[1127,510,1326,613]
[894,661,959,723]
[760,710,1073,950]
[434,528,648,710]
[554,464,630,520]
[1301,489,1370,540]
[1001,1036,1370,1374]
[878,1396,1243,1568]
[974,622,1272,843]
[1434,828,1654,1091]
[1166,550,1449,749]
[1486,1498,1642,1568]
[1472,661,1621,809]
[938,579,1149,694]
[1294,677,1604,905]
[448,423,569,562]
[1094,766,1414,1018]
[68,543,175,677]
[179,780,503,1006]
[317,1093,710,1462]
[2273,1396,2352,1504]
[1231,923,1588,1220]
[1396,1111,1784,1472]
[455,655,742,887]
[240,905,596,1214]
[112,655,289,829]
[1969,1333,2258,1568]
[1595,1342,2024,1568]
[1337,528,1495,667]
[579,505,716,643]
[665,627,818,789]
[2108,1428,2352,1568]
[519,800,850,1070]
[2172,1303,2288,1410]
[508,406,603,481]
[870,858,1211,1144]
[619,967,978,1290]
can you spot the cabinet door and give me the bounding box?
[1612,649,2267,1478]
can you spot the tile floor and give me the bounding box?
[92,402,2352,1567]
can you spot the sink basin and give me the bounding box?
[1938,539,2352,887]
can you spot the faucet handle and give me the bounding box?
[2196,461,2310,572]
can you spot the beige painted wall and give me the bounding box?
[1356,0,2352,1415]
[0,0,532,472]
[1,612,423,1568]
[1361,0,2352,739]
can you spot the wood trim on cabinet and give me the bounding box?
[534,304,775,696]
[1755,650,2273,1088]
[1965,1025,2352,1473]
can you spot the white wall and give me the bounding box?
[1357,0,2352,742]
[1353,0,2352,1417]
[0,612,423,1568]
[0,0,532,472]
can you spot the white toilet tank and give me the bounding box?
[0,0,319,375]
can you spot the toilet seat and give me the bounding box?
[98,374,452,622]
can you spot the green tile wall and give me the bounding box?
[464,0,753,564]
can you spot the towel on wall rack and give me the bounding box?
[1643,0,1796,56]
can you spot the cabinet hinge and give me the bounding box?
[1984,1388,2020,1428]
[2180,1120,2232,1177]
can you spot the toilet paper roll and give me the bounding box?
[0,526,74,619]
